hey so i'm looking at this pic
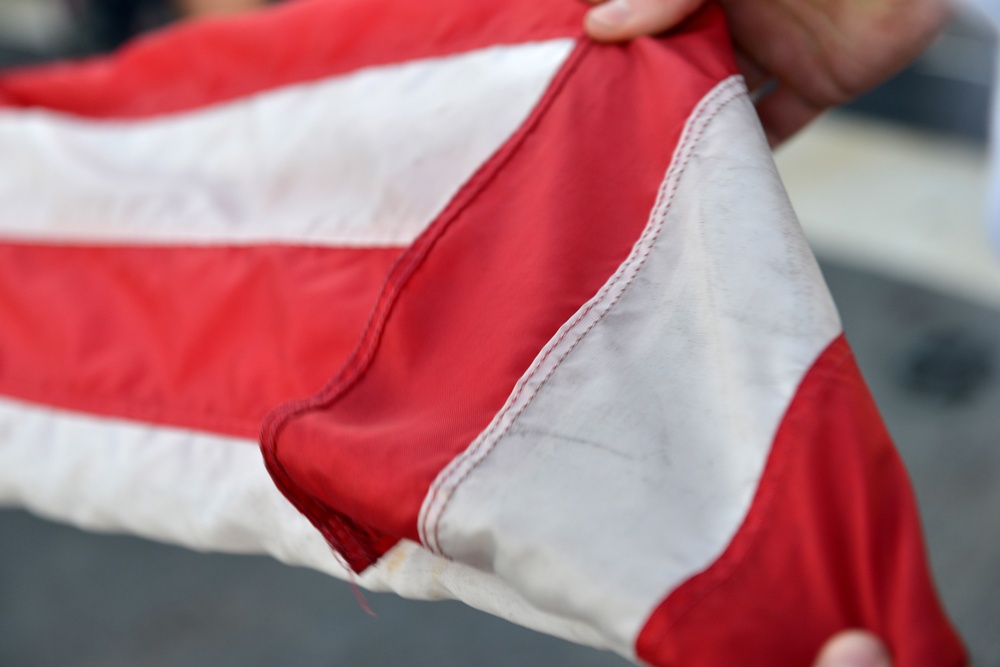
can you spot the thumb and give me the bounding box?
[584,0,705,42]
[813,631,892,667]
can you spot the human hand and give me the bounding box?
[176,0,266,17]
[584,0,952,144]
[813,631,891,667]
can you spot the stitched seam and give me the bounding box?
[263,39,590,434]
[420,75,747,555]
[421,77,746,551]
[258,38,592,570]
[0,241,405,439]
[421,76,745,551]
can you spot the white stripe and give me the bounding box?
[421,78,842,656]
[0,40,572,247]
[0,395,614,652]
[0,396,343,566]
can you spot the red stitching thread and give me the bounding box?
[259,38,593,571]
[423,77,747,556]
[419,76,744,547]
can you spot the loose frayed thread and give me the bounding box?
[335,549,377,617]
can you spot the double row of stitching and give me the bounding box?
[417,75,749,556]
[258,38,594,572]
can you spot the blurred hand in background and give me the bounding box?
[175,0,265,17]
[78,0,268,50]
[584,0,952,144]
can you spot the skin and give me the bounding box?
[584,0,953,144]
[814,631,892,667]
[176,0,267,17]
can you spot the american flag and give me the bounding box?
[0,0,966,663]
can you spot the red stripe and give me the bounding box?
[261,7,737,571]
[0,244,403,437]
[0,0,584,118]
[635,336,966,666]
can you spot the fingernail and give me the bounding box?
[816,633,892,667]
[589,0,631,28]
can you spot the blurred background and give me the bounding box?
[0,1,998,665]
[0,0,270,61]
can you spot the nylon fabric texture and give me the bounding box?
[0,0,966,664]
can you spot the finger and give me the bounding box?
[753,84,825,147]
[812,630,892,667]
[584,0,705,43]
